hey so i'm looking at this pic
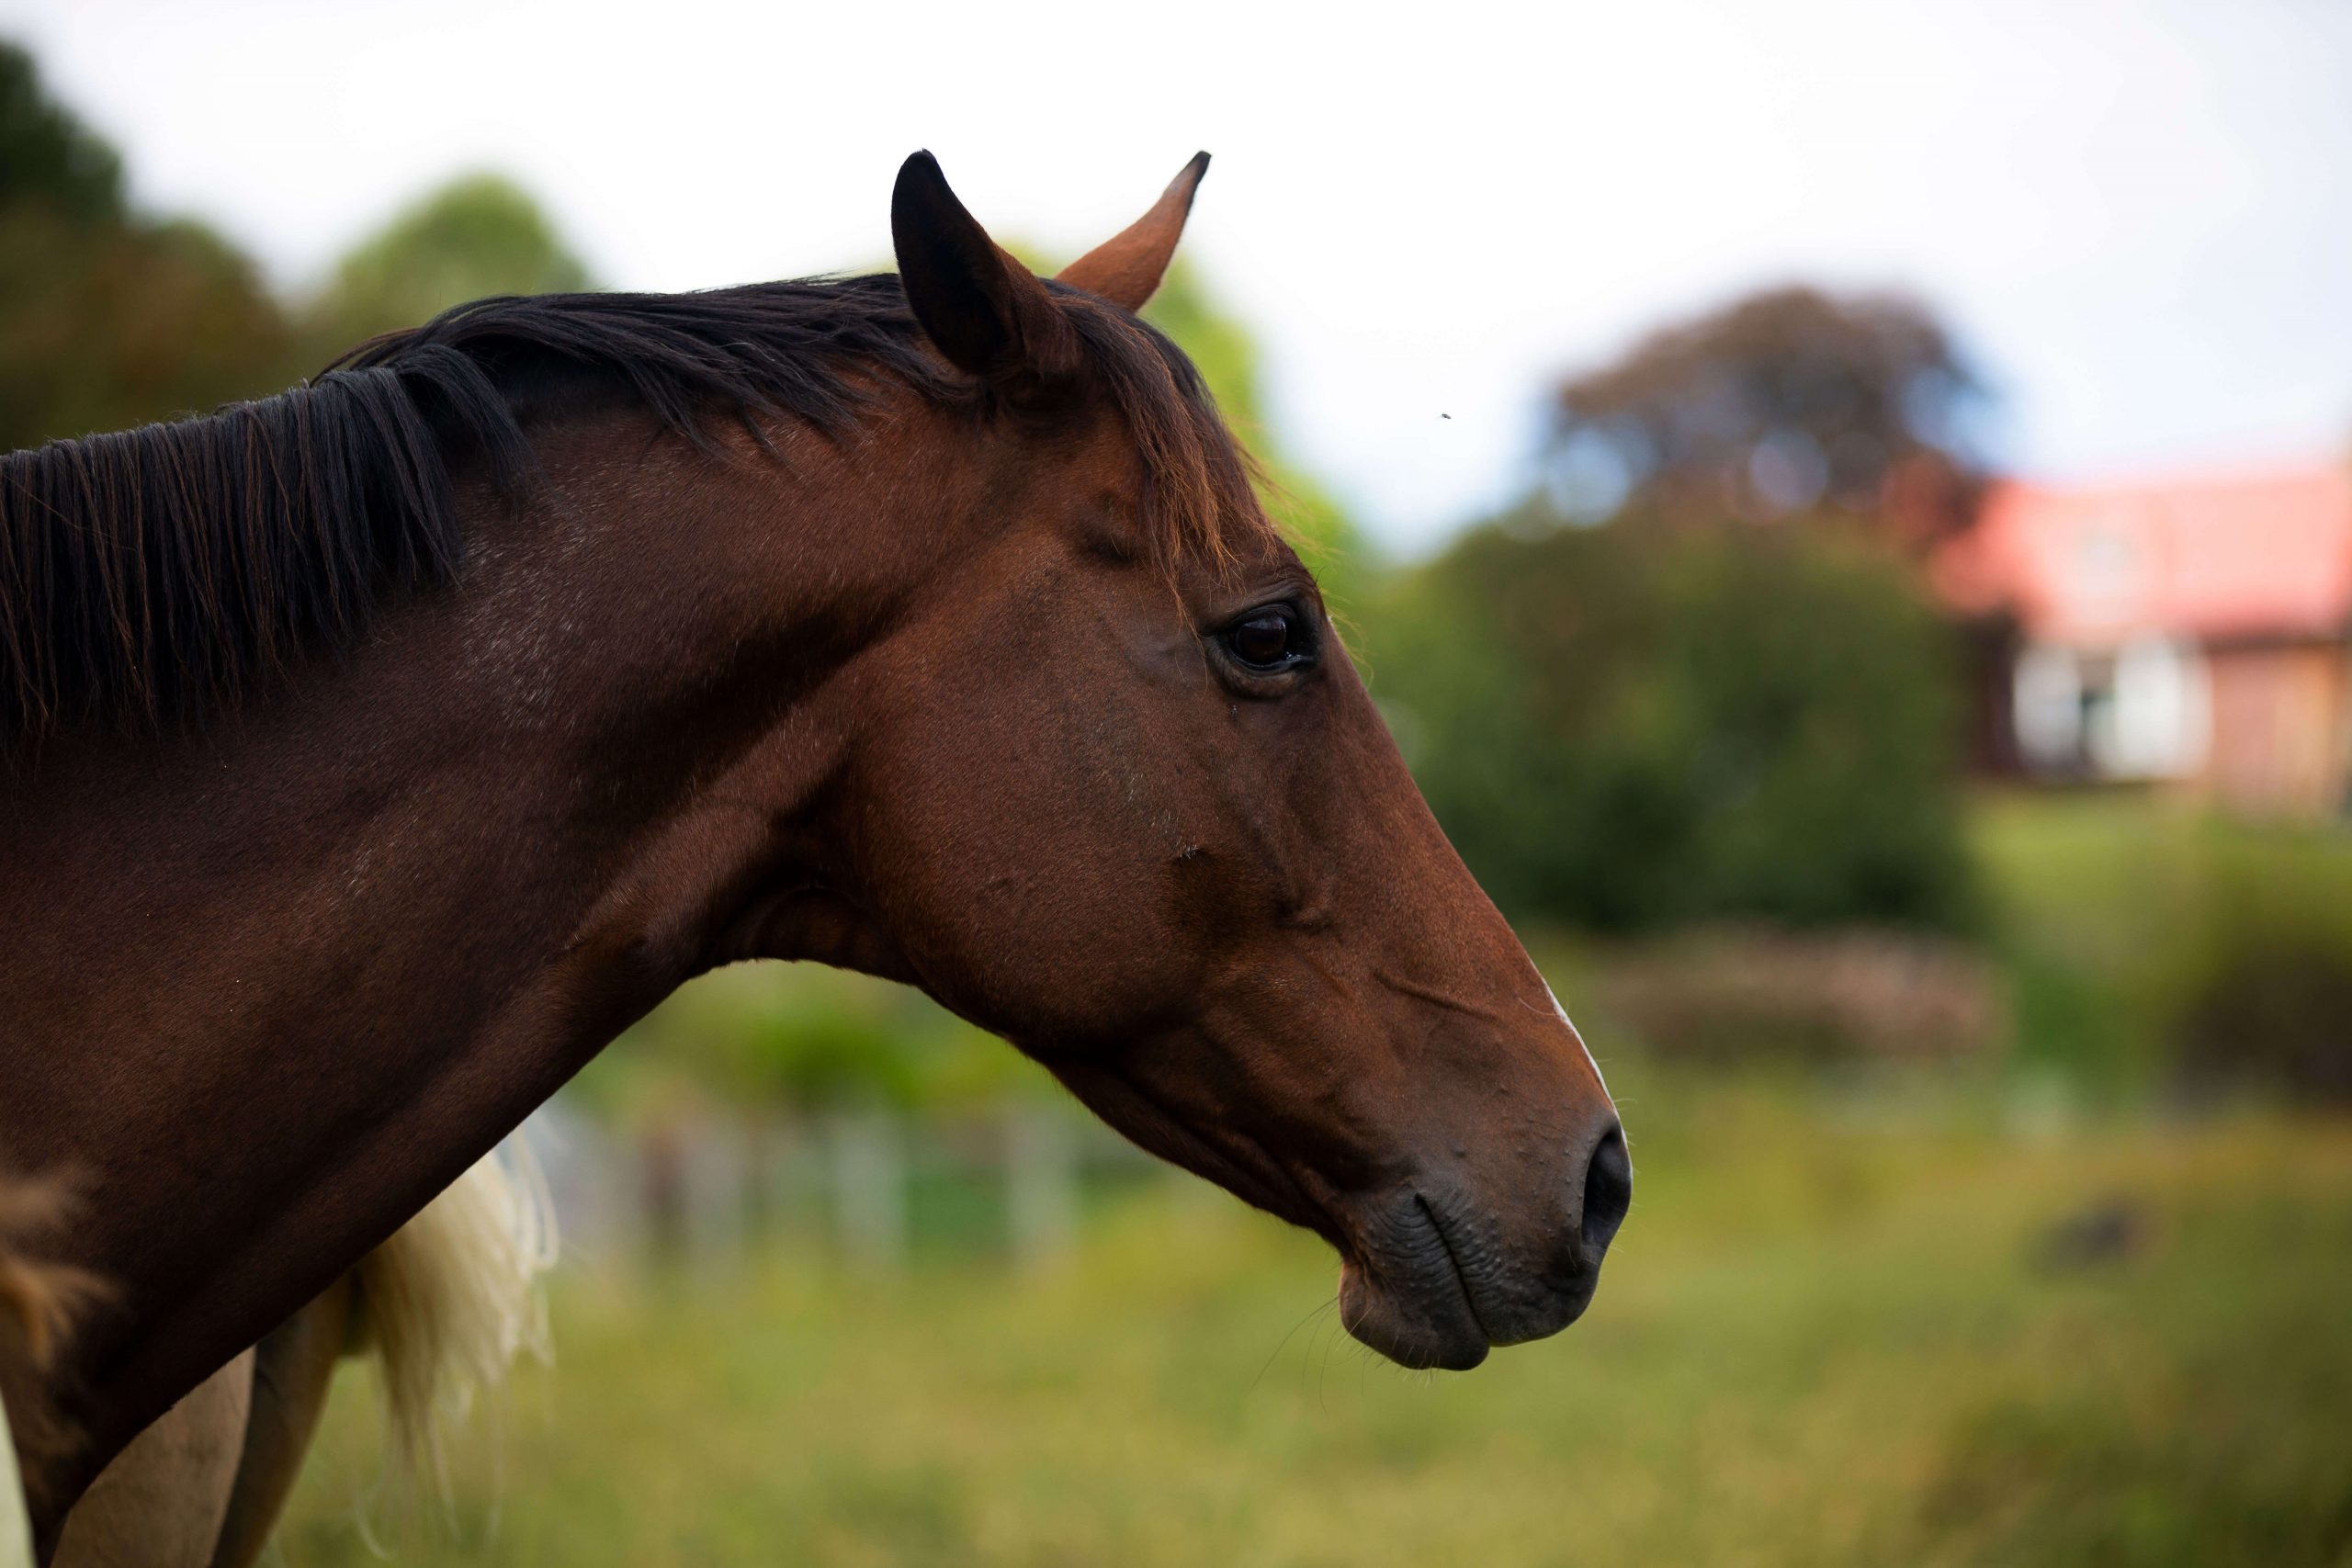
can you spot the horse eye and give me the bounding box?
[1226,608,1300,671]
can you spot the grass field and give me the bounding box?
[270,1064,2352,1566]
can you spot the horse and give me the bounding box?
[0,150,1629,1557]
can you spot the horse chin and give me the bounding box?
[1336,1254,1491,1372]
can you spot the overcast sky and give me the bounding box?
[6,0,2348,553]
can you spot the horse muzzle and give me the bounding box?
[1335,1114,1631,1371]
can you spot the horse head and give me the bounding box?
[736,154,1628,1370]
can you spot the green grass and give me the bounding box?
[272,1068,2352,1567]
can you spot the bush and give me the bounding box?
[1976,798,2352,1102]
[1593,925,2005,1062]
[1368,515,1975,935]
[2160,826,2352,1105]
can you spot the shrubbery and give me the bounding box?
[1981,800,2352,1104]
[1591,924,2005,1063]
[2159,826,2352,1104]
[1368,514,1976,936]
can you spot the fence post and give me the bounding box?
[1005,1100,1079,1268]
[827,1108,908,1269]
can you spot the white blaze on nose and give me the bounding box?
[1544,981,1610,1097]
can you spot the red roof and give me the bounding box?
[1934,464,2352,646]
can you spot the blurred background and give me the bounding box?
[6,2,2351,1562]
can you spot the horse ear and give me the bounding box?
[891,151,1078,384]
[1057,152,1210,312]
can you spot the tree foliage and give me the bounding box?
[0,209,292,452]
[0,45,290,450]
[0,42,123,222]
[306,174,594,357]
[1545,286,1984,547]
[0,44,596,454]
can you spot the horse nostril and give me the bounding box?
[1580,1122,1632,1262]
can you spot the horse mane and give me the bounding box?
[0,274,1266,755]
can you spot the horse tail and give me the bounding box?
[0,1168,107,1562]
[0,1178,101,1370]
[347,1139,556,1499]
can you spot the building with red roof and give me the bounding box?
[1934,463,2352,814]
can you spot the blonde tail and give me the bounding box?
[349,1139,557,1499]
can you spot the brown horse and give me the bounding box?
[0,151,1627,1555]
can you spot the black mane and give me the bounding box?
[0,273,1259,755]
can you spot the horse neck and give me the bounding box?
[0,397,956,1520]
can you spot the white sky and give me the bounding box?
[6,0,2349,554]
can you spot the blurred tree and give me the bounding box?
[0,212,294,450]
[0,44,293,451]
[1372,514,1975,934]
[304,173,594,358]
[1545,287,1984,550]
[641,965,940,1114]
[0,41,124,220]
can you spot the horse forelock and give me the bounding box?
[1049,284,1278,581]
